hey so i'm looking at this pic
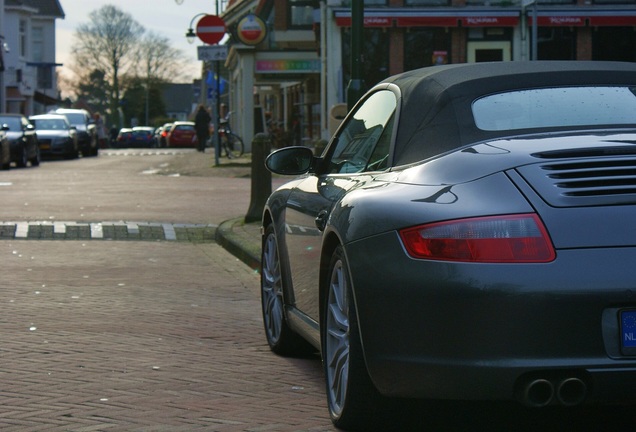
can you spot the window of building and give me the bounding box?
[289,0,316,28]
[32,26,44,62]
[404,28,451,70]
[19,19,27,58]
[37,66,53,89]
[406,0,451,5]
[593,27,636,61]
[342,28,390,92]
[537,28,576,60]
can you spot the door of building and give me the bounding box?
[467,41,511,62]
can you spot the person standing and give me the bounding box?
[194,105,211,152]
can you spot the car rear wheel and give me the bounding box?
[323,245,385,430]
[261,223,314,356]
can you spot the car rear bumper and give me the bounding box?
[346,232,636,405]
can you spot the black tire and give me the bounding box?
[16,145,27,168]
[29,146,41,167]
[323,245,386,431]
[261,223,315,357]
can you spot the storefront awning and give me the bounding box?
[334,7,636,28]
[529,8,636,26]
[333,8,520,28]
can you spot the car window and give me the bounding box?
[473,86,636,131]
[1,117,21,130]
[326,90,397,174]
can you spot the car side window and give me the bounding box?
[326,90,397,174]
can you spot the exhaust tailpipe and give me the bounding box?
[522,378,554,407]
[556,377,587,406]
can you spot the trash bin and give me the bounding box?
[328,103,348,137]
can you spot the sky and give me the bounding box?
[56,0,223,87]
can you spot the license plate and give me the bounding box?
[620,309,636,355]
[40,143,51,150]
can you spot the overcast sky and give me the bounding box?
[56,0,223,83]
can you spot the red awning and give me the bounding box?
[528,8,636,26]
[334,8,519,28]
[334,7,636,28]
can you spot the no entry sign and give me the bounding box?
[196,15,226,45]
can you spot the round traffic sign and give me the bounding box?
[196,15,226,45]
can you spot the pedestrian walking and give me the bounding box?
[94,113,108,148]
[194,105,211,152]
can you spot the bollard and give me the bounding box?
[245,133,272,223]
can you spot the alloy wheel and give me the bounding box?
[261,229,284,345]
[325,257,350,417]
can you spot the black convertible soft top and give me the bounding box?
[379,61,636,166]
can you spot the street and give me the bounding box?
[0,150,334,431]
[1,150,634,432]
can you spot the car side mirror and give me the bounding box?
[265,146,315,175]
[26,124,35,131]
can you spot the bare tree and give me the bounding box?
[70,5,144,125]
[136,32,188,84]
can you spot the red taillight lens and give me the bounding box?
[399,214,555,263]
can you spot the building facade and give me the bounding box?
[3,0,64,115]
[220,0,636,149]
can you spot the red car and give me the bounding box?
[167,122,197,148]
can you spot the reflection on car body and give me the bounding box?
[260,61,636,431]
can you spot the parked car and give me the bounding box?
[0,113,40,168]
[50,108,98,157]
[166,121,197,148]
[0,124,10,170]
[114,128,133,148]
[131,126,155,148]
[29,114,79,159]
[261,61,636,430]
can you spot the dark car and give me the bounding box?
[0,113,40,168]
[166,121,197,148]
[50,108,98,157]
[261,61,636,430]
[29,114,79,159]
[131,126,155,148]
[114,128,133,148]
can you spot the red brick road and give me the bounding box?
[1,240,334,431]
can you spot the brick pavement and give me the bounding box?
[1,240,334,431]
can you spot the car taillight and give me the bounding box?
[399,214,555,263]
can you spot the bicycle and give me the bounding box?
[218,113,244,158]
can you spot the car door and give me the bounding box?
[284,89,398,322]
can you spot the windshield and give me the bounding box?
[33,119,68,130]
[473,86,636,131]
[0,117,22,131]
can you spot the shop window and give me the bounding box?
[537,28,575,60]
[342,28,390,93]
[593,27,636,61]
[593,0,635,3]
[406,0,451,5]
[404,28,451,70]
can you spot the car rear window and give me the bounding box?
[472,86,636,131]
[174,125,195,132]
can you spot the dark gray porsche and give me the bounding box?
[261,61,636,430]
